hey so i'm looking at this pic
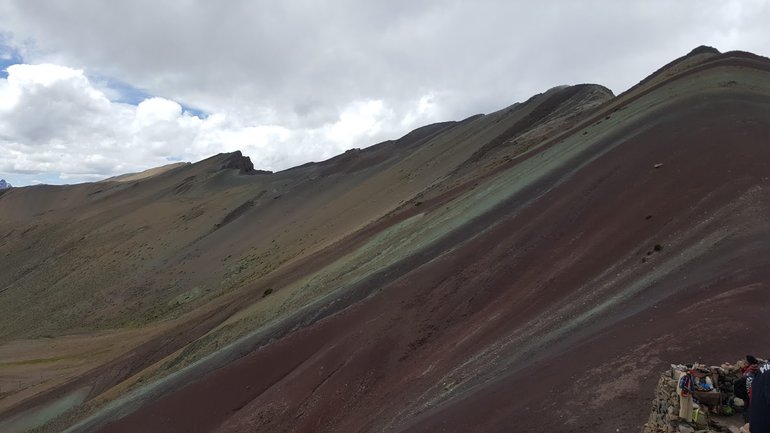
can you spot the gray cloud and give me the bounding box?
[0,0,769,184]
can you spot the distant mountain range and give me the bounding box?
[0,179,11,190]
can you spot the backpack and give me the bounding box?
[679,374,692,397]
[734,376,749,400]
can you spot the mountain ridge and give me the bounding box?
[1,46,770,433]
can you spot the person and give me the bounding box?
[748,357,762,399]
[750,360,770,432]
[738,356,762,423]
[678,367,695,421]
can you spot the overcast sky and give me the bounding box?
[0,0,768,186]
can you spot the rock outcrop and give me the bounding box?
[0,179,11,190]
[219,151,271,175]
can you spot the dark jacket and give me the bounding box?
[751,362,770,433]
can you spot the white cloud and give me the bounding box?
[325,100,391,146]
[0,63,439,184]
[134,97,183,126]
[6,63,84,87]
[0,1,769,185]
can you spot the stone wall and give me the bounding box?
[642,364,749,433]
[643,371,688,433]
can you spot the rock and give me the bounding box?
[678,425,694,433]
[219,151,267,175]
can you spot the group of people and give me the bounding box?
[676,355,769,432]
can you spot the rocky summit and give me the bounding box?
[1,46,770,433]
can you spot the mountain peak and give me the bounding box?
[687,45,721,56]
[219,150,258,174]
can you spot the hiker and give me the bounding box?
[677,366,695,421]
[738,356,762,423]
[750,360,770,433]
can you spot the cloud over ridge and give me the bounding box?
[0,0,768,184]
[0,63,439,184]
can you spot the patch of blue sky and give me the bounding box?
[88,72,208,118]
[0,171,64,187]
[0,41,24,79]
[181,105,207,118]
[88,72,153,105]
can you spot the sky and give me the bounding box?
[0,0,769,186]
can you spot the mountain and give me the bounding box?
[1,46,770,433]
[101,162,191,183]
[0,179,10,190]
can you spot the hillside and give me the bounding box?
[1,46,770,433]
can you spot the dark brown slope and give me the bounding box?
[4,47,770,433]
[395,92,770,433]
[91,49,770,433]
